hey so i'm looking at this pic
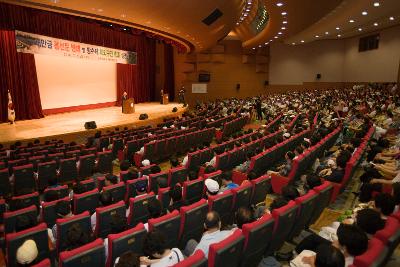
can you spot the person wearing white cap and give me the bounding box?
[16,239,38,265]
[204,178,220,197]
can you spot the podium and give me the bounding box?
[122,98,135,114]
[161,94,169,105]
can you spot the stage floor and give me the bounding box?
[0,103,186,144]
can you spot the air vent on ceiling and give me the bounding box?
[202,9,223,26]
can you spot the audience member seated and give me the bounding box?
[282,185,300,201]
[65,223,92,251]
[114,251,140,267]
[184,211,233,258]
[269,151,295,177]
[144,199,164,231]
[140,231,184,266]
[234,151,254,173]
[104,213,127,261]
[204,179,220,198]
[234,206,256,229]
[168,185,187,212]
[48,200,73,245]
[91,191,114,230]
[320,152,347,183]
[15,239,39,266]
[220,171,238,192]
[291,243,345,267]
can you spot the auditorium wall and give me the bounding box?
[174,40,269,106]
[269,25,400,86]
[35,54,117,112]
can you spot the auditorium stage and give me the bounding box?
[0,103,187,145]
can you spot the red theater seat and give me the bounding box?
[103,182,126,202]
[349,238,388,267]
[94,201,126,238]
[41,197,71,227]
[4,205,38,234]
[232,182,253,211]
[127,192,156,227]
[106,223,147,267]
[179,199,208,248]
[250,175,271,206]
[148,210,181,248]
[32,259,51,267]
[73,188,99,214]
[183,178,204,205]
[56,211,91,253]
[208,229,244,267]
[59,238,105,267]
[172,250,207,267]
[208,190,234,226]
[168,166,187,187]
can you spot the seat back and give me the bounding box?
[44,185,69,199]
[149,171,168,194]
[250,175,271,205]
[6,223,49,267]
[0,168,12,197]
[208,229,245,267]
[289,191,319,240]
[73,189,99,214]
[13,164,35,195]
[204,170,222,183]
[78,179,96,192]
[4,205,38,233]
[106,223,147,267]
[95,201,126,238]
[41,197,71,227]
[216,152,230,171]
[10,192,40,210]
[232,183,253,211]
[78,154,96,179]
[37,161,57,191]
[140,164,155,176]
[241,214,275,267]
[309,181,333,225]
[172,250,207,267]
[158,187,172,210]
[32,259,51,267]
[266,201,298,255]
[59,158,78,183]
[208,191,234,226]
[127,193,156,227]
[103,182,126,202]
[56,211,91,253]
[169,166,187,187]
[59,238,105,267]
[97,151,113,174]
[183,178,204,204]
[149,210,181,248]
[179,199,208,248]
[352,238,388,267]
[125,177,148,201]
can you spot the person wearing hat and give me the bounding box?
[16,239,39,266]
[125,178,149,217]
[204,178,220,198]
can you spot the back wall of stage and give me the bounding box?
[35,54,117,111]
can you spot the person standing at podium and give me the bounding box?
[122,91,128,113]
[160,89,164,104]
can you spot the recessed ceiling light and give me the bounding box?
[292,42,296,45]
[236,22,239,25]
[325,31,329,35]
[265,42,267,45]
[252,47,256,50]
[336,27,340,30]
[278,32,282,35]
[315,35,319,38]
[281,27,286,30]
[389,16,394,21]
[301,40,305,43]
[374,22,378,26]
[337,34,341,37]
[374,2,380,7]
[358,28,362,31]
[281,12,287,15]
[274,36,278,38]
[349,19,355,23]
[276,3,283,7]
[362,11,368,15]
[259,45,262,47]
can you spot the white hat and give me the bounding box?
[141,159,150,166]
[205,179,219,193]
[16,239,38,265]
[283,133,291,138]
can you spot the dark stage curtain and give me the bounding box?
[117,64,137,105]
[0,30,43,122]
[136,36,156,102]
[164,44,175,101]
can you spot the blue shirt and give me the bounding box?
[194,230,233,258]
[226,182,239,189]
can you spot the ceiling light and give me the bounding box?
[325,31,329,35]
[358,28,362,31]
[123,28,127,31]
[301,40,305,43]
[259,45,262,47]
[283,21,287,24]
[265,42,268,45]
[336,27,340,30]
[315,35,319,38]
[246,9,250,11]
[109,24,113,27]
[292,42,296,45]
[374,22,378,26]
[236,22,239,25]
[281,27,286,30]
[276,3,283,7]
[390,16,394,21]
[252,47,256,50]
[274,36,278,38]
[278,32,282,35]
[362,11,368,15]
[349,19,354,23]
[281,12,287,15]
[337,34,341,37]
[374,2,380,7]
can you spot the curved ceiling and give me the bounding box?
[2,0,243,52]
[3,0,400,52]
